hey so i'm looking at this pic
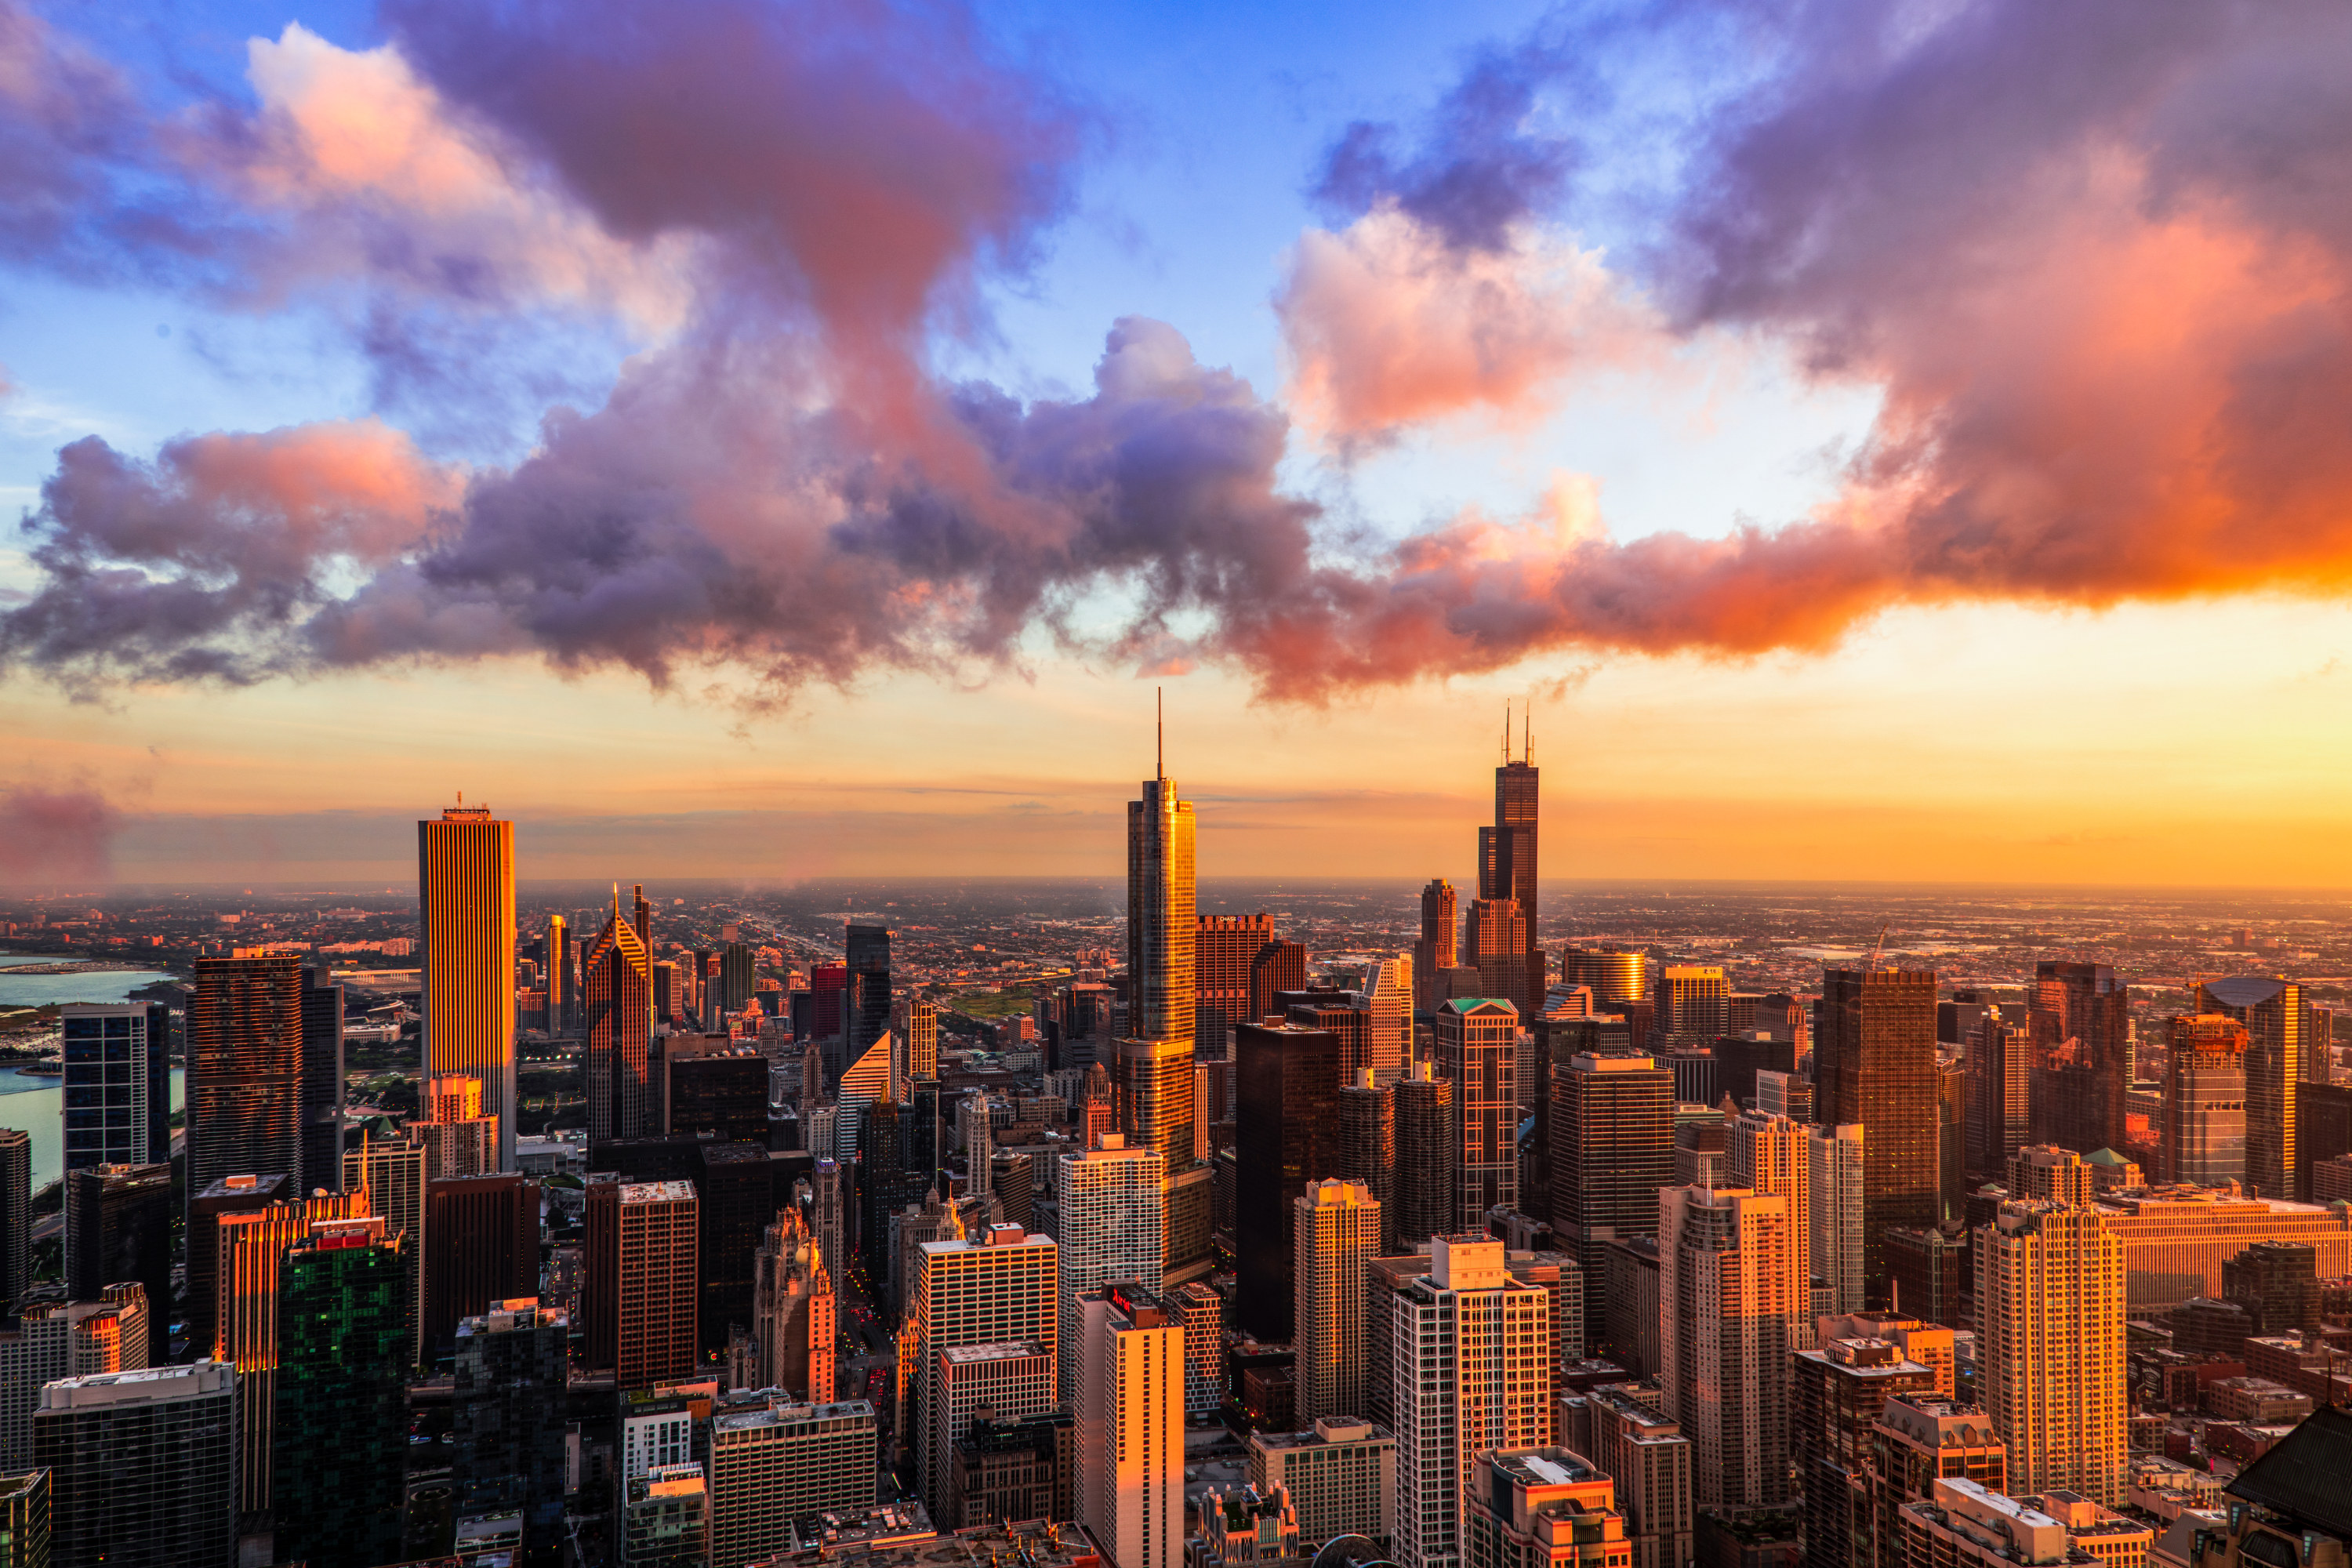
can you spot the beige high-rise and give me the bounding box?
[1659,1186,1798,1508]
[1293,1179,1382,1424]
[1975,1200,2126,1504]
[1727,1112,1811,1322]
[419,804,516,1169]
[910,1224,1058,1523]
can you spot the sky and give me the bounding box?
[5,0,2352,889]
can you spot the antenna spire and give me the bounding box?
[1524,707,1531,765]
[1156,686,1164,779]
[1503,701,1512,764]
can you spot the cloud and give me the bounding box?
[0,783,120,884]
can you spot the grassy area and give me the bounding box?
[950,985,1037,1019]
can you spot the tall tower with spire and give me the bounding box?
[1465,705,1543,1016]
[583,884,655,1142]
[419,800,516,1168]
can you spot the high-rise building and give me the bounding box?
[719,942,755,1018]
[419,803,517,1169]
[1548,1051,1675,1348]
[910,1225,1058,1520]
[1810,1124,1867,1317]
[0,1468,47,1568]
[1236,1019,1345,1338]
[904,998,939,1080]
[2165,1014,2250,1187]
[2197,976,2314,1201]
[60,1003,171,1175]
[1248,1417,1397,1553]
[1439,998,1519,1232]
[2029,961,2129,1161]
[1076,1283,1185,1568]
[189,953,305,1192]
[1055,1137,1163,1403]
[1391,1236,1552,1568]
[1461,901,1536,1022]
[1127,739,1196,1049]
[1356,954,1414,1076]
[425,1172,538,1351]
[547,913,573,1031]
[1657,967,1730,1047]
[1975,1200,2126,1504]
[586,890,658,1143]
[35,1362,236,1568]
[1392,1062,1456,1250]
[1792,1337,1937,1568]
[587,1179,700,1391]
[811,1158,848,1308]
[1479,735,1541,994]
[1196,913,1276,1057]
[1815,967,1939,1302]
[344,1131,428,1364]
[1581,1388,1693,1568]
[452,1298,571,1551]
[932,1341,1055,1523]
[1558,949,1648,1010]
[1293,1179,1382,1424]
[847,923,893,1065]
[708,1399,877,1568]
[1335,1070,1396,1254]
[299,967,346,1192]
[1964,1015,2032,1183]
[61,1163,169,1363]
[217,1196,372,1512]
[624,1464,709,1567]
[751,1208,836,1402]
[271,1225,409,1568]
[1660,1185,1799,1508]
[1414,879,1459,1013]
[0,1287,150,1471]
[1461,1447,1629,1568]
[0,1131,25,1325]
[1868,1396,2006,1541]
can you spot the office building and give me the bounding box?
[60,1162,169,1363]
[932,1341,1055,1511]
[217,1196,371,1512]
[1054,1137,1163,1402]
[623,1465,709,1567]
[912,1225,1058,1521]
[1726,1112,1812,1292]
[1964,1015,2032,1183]
[0,1287,150,1471]
[546,913,572,1030]
[588,1179,700,1390]
[419,803,516,1168]
[35,1362,236,1568]
[2165,1014,2249,1187]
[1658,967,1730,1047]
[1976,1201,2126,1504]
[950,1409,1075,1530]
[1335,1071,1396,1253]
[2198,976,2314,1201]
[1810,1124,1867,1319]
[1127,744,1196,1048]
[299,967,345,1193]
[1461,900,1536,1022]
[1199,913,1279,1056]
[2223,1240,2321,1338]
[1461,1447,1628,1568]
[1815,967,1939,1302]
[1293,1179,1382,1424]
[586,888,659,1142]
[1892,1479,2153,1568]
[1076,1283,1185,1568]
[344,1131,428,1363]
[1440,999,1520,1232]
[1581,1387,1693,1568]
[189,952,305,1192]
[425,1172,538,1350]
[1868,1396,2006,1540]
[1415,879,1459,1011]
[452,1298,571,1552]
[0,1468,46,1568]
[1558,949,1648,1010]
[1757,1069,1813,1123]
[1504,1250,1584,1384]
[270,1226,409,1568]
[1479,735,1541,987]
[2031,961,2130,1162]
[1357,954,1414,1075]
[695,1141,776,1353]
[708,1399,877,1568]
[60,1003,171,1175]
[1660,1185,1798,1508]
[1392,1236,1552,1568]
[847,923,894,1063]
[0,1132,24,1326]
[753,1208,836,1403]
[1249,1417,1397,1551]
[1236,1020,1345,1337]
[1393,1062,1457,1250]
[1793,1336,1937,1568]
[1549,1052,1675,1345]
[904,998,939,1080]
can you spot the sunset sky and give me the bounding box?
[5,0,2352,888]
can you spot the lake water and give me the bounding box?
[0,1065,187,1192]
[0,953,172,1007]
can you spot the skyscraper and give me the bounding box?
[344,1131,427,1364]
[1056,1137,1165,1402]
[1438,998,1519,1231]
[1791,1338,1937,1568]
[2030,960,2129,1160]
[1479,727,1540,985]
[299,967,346,1189]
[1127,722,1196,1049]
[846,923,893,1065]
[1076,1283,1186,1568]
[904,997,939,1079]
[1392,1062,1456,1250]
[426,1172,539,1351]
[546,913,572,1032]
[1659,1185,1799,1508]
[62,1163,171,1364]
[1558,948,1648,1010]
[1726,1112,1812,1287]
[1815,967,1939,1303]
[35,1363,237,1568]
[0,1469,46,1568]
[60,1003,171,1174]
[0,1288,150,1472]
[752,1209,835,1403]
[1236,1018,1345,1338]
[1810,1124,1867,1317]
[189,952,305,1193]
[585,887,657,1142]
[1461,900,1536,1022]
[1657,967,1730,1047]
[911,1224,1058,1521]
[1548,1051,1675,1347]
[2197,976,2313,1199]
[2165,1014,2249,1187]
[0,1131,25,1325]
[216,1195,371,1512]
[419,802,517,1169]
[271,1224,409,1568]
[586,1179,699,1391]
[1293,1179,1381,1424]
[1414,879,1458,1013]
[1964,1014,2031,1182]
[1335,1070,1396,1254]
[1356,953,1414,1075]
[452,1298,572,1552]
[1391,1236,1552,1568]
[1196,913,1277,1056]
[1975,1200,2126,1504]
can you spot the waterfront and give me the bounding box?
[0,1065,187,1191]
[0,953,171,1007]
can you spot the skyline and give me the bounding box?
[8,1,2352,889]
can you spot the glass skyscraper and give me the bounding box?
[60,1003,171,1174]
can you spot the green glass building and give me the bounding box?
[272,1228,411,1568]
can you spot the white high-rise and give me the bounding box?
[1355,954,1414,1076]
[1391,1235,1552,1568]
[1293,1179,1382,1423]
[1660,1185,1799,1508]
[1077,1284,1185,1568]
[1054,1135,1164,1403]
[909,1223,1058,1523]
[1728,1112,1813,1341]
[1809,1124,1866,1316]
[957,1092,994,1208]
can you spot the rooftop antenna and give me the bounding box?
[1523,706,1531,765]
[1156,686,1164,779]
[1503,700,1512,764]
